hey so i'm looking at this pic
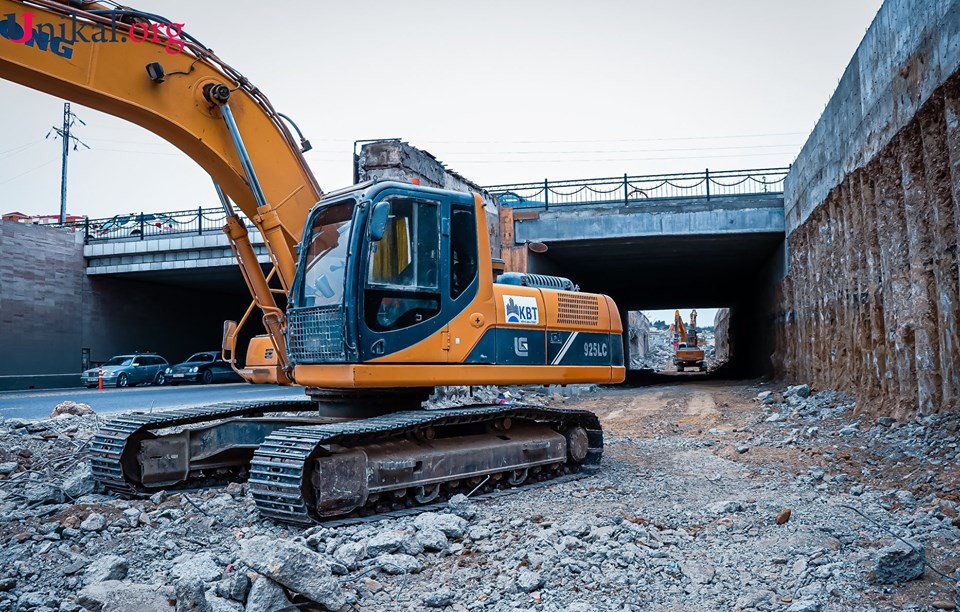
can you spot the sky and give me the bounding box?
[0,1,883,321]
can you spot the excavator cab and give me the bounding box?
[288,181,481,368]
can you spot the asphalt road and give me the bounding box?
[0,383,308,421]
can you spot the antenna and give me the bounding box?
[46,103,90,224]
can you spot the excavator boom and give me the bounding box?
[0,0,319,372]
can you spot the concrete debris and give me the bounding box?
[83,555,128,585]
[0,382,957,611]
[871,540,925,584]
[172,553,222,583]
[62,464,97,499]
[243,577,295,612]
[213,573,249,603]
[705,500,743,515]
[238,536,344,610]
[175,577,212,612]
[77,580,175,611]
[786,384,812,399]
[51,401,95,417]
[424,588,456,607]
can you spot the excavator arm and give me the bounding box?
[674,310,688,343]
[0,0,322,377]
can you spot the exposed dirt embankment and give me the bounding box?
[777,76,960,420]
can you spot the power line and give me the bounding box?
[414,132,809,145]
[439,143,802,155]
[451,150,797,164]
[0,160,57,185]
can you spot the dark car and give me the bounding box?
[81,353,169,387]
[162,352,244,385]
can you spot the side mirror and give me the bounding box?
[368,201,390,242]
[222,320,238,355]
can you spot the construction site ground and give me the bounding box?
[0,378,958,611]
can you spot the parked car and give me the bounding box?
[81,353,169,388]
[163,352,244,385]
[95,213,177,237]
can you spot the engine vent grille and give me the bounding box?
[557,294,600,327]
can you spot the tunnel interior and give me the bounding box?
[526,232,786,378]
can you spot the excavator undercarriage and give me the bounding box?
[90,399,603,525]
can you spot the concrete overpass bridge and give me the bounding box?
[484,168,786,311]
[78,167,786,307]
[26,166,782,386]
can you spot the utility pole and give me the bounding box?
[46,103,90,224]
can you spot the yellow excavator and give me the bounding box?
[673,310,707,372]
[0,0,624,523]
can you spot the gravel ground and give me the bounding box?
[0,381,957,611]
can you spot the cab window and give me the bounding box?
[365,196,441,331]
[450,204,478,299]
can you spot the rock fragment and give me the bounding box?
[81,512,107,531]
[83,555,128,584]
[77,580,175,611]
[175,578,212,612]
[705,500,743,515]
[414,512,467,539]
[62,464,97,498]
[872,540,925,584]
[238,536,344,610]
[244,577,295,612]
[51,401,95,417]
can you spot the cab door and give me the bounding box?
[357,189,479,363]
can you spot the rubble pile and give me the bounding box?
[631,331,674,371]
[0,381,958,611]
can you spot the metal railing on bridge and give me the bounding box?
[484,167,788,210]
[62,166,788,242]
[73,208,250,243]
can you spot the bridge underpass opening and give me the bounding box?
[524,232,785,379]
[86,263,276,372]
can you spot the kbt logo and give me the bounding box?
[503,295,539,325]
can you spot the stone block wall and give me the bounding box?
[0,222,86,389]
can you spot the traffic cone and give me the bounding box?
[98,365,103,391]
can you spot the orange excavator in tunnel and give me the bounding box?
[0,0,624,523]
[673,310,707,372]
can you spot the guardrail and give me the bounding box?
[484,167,788,210]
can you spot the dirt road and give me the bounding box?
[0,379,957,611]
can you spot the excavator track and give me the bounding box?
[89,399,316,495]
[249,405,603,525]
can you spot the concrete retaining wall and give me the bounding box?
[780,0,960,418]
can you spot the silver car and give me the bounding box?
[81,354,169,388]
